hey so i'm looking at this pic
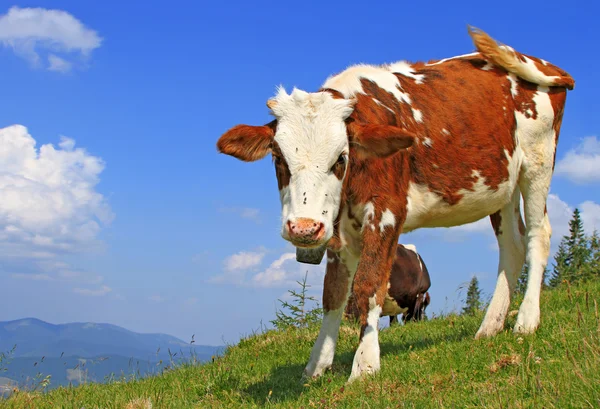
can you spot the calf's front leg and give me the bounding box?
[348,211,401,382]
[303,250,358,379]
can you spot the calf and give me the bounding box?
[345,244,431,325]
[217,26,574,382]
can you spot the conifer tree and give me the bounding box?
[549,208,591,287]
[549,241,569,288]
[462,276,482,316]
[271,272,323,329]
[564,208,591,283]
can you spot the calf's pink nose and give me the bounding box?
[287,218,325,242]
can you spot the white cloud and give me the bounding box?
[48,54,72,73]
[208,248,267,284]
[73,285,112,297]
[223,250,266,272]
[545,194,600,248]
[555,136,600,184]
[580,201,600,233]
[0,6,102,72]
[546,193,572,240]
[0,124,112,284]
[251,253,297,287]
[251,252,326,289]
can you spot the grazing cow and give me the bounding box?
[345,244,431,325]
[216,26,574,382]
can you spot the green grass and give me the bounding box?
[3,281,600,409]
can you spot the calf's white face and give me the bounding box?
[216,87,415,250]
[269,88,354,248]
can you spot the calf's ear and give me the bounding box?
[217,121,276,162]
[347,123,415,159]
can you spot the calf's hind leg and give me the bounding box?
[476,190,526,339]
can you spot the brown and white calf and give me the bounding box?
[217,27,574,382]
[345,244,431,325]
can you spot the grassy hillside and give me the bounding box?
[2,281,599,408]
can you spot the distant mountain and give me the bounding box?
[0,318,223,391]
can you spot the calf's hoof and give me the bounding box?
[513,301,540,335]
[302,363,330,381]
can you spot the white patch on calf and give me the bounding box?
[389,61,425,84]
[349,295,382,382]
[412,108,423,123]
[323,65,411,104]
[379,209,396,233]
[362,202,375,233]
[441,128,450,136]
[373,98,395,113]
[425,52,479,66]
[507,73,519,97]
[423,137,432,147]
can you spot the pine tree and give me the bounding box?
[549,208,591,287]
[549,241,569,288]
[462,276,482,316]
[564,208,591,283]
[271,272,323,329]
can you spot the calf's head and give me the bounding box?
[217,88,415,250]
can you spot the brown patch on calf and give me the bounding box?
[348,123,415,159]
[490,211,503,236]
[513,79,538,120]
[271,141,290,190]
[393,57,517,205]
[547,88,568,171]
[217,120,276,162]
[322,251,350,311]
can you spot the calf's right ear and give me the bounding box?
[216,121,275,162]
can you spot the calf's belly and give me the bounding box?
[403,174,519,232]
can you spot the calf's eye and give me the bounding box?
[330,154,346,172]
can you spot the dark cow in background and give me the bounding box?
[346,244,431,325]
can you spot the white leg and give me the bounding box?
[476,191,526,338]
[303,308,344,378]
[348,295,381,382]
[515,211,551,334]
[303,251,357,379]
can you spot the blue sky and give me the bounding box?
[0,0,598,346]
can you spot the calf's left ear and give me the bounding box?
[347,123,416,158]
[217,121,276,162]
